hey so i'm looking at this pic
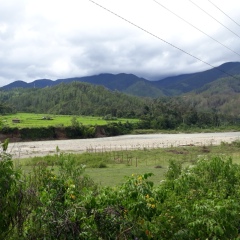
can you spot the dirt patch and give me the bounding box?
[201,146,210,153]
[166,149,188,154]
[95,126,106,138]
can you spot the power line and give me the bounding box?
[87,0,240,81]
[207,0,240,28]
[188,0,240,40]
[152,0,240,57]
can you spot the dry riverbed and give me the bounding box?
[7,132,240,159]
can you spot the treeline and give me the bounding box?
[0,81,240,131]
[0,103,14,115]
[0,121,135,141]
[183,76,240,117]
[138,97,237,129]
[0,82,148,118]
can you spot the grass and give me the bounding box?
[132,126,240,134]
[15,140,240,187]
[1,113,139,128]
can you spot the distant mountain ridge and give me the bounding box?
[152,61,240,95]
[1,73,165,98]
[1,62,240,97]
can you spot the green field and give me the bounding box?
[19,141,240,187]
[1,113,139,128]
[83,144,240,186]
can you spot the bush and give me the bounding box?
[0,140,22,239]
[98,162,107,168]
[104,122,133,136]
[232,140,240,148]
[17,153,97,239]
[20,127,56,140]
[3,147,240,239]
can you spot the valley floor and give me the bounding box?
[7,132,240,159]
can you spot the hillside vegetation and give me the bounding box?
[183,76,240,117]
[152,62,240,95]
[0,82,149,117]
[1,81,240,133]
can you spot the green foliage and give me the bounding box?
[102,114,118,120]
[151,156,240,239]
[1,113,139,128]
[0,122,137,140]
[0,82,146,117]
[71,116,80,128]
[0,103,14,115]
[184,76,240,118]
[104,122,134,136]
[19,126,56,140]
[2,142,240,238]
[11,153,97,239]
[165,159,182,180]
[139,97,227,130]
[232,139,240,148]
[1,81,240,131]
[0,140,21,239]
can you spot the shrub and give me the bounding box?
[0,140,22,239]
[2,146,240,239]
[20,153,97,239]
[98,162,107,168]
[20,127,56,140]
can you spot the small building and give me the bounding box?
[12,119,20,123]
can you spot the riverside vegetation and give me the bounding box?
[2,139,240,239]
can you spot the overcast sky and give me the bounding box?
[0,0,240,87]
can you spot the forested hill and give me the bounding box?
[0,82,150,117]
[2,62,240,97]
[1,73,164,98]
[1,80,240,128]
[152,62,240,95]
[182,75,240,117]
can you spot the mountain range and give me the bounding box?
[1,62,240,97]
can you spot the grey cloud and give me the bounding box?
[1,0,240,87]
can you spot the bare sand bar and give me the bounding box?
[7,132,240,159]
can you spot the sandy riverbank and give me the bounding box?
[6,132,240,159]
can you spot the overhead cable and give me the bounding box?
[189,0,240,39]
[207,0,240,28]
[152,0,240,57]
[87,0,240,81]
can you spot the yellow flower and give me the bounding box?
[151,204,155,209]
[70,194,75,200]
[145,194,149,199]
